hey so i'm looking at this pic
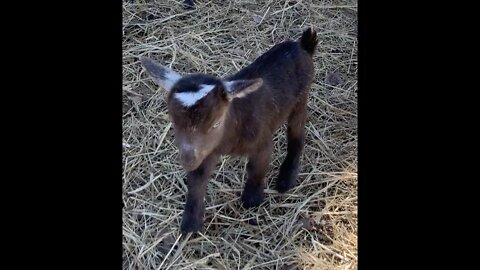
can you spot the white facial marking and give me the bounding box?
[224,81,236,93]
[174,84,216,107]
[180,143,194,153]
[163,69,182,91]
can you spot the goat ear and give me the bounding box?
[223,78,263,100]
[140,57,182,91]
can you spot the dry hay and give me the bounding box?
[123,0,357,269]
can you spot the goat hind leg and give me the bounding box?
[276,103,306,193]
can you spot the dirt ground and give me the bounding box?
[123,1,357,269]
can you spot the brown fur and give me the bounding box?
[141,28,318,233]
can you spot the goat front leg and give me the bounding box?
[180,154,218,233]
[241,141,273,208]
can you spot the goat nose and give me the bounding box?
[180,146,198,163]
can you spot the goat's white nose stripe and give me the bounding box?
[181,143,194,151]
[174,84,215,107]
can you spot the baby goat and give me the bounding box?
[141,28,318,233]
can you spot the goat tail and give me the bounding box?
[300,27,318,56]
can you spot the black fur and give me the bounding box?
[300,27,318,56]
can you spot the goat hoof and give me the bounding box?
[180,214,203,233]
[276,177,296,193]
[241,189,264,208]
[276,166,299,193]
[180,219,203,233]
